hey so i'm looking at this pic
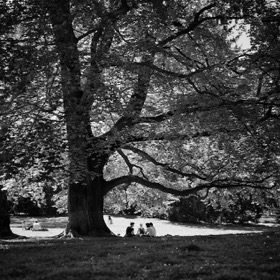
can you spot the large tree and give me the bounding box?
[1,0,280,237]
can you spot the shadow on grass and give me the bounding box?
[1,231,280,280]
[169,220,278,231]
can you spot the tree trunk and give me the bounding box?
[47,0,116,237]
[0,187,14,238]
[62,106,113,236]
[68,175,112,236]
[63,115,114,236]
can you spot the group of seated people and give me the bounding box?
[125,222,156,237]
[22,220,48,231]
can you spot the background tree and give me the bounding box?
[0,127,14,237]
[1,0,280,237]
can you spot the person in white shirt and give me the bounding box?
[32,220,42,231]
[145,223,155,236]
[149,223,156,237]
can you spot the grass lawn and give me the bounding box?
[1,230,280,280]
[1,215,280,279]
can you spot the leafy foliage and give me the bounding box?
[168,195,206,223]
[168,190,264,224]
[104,183,175,219]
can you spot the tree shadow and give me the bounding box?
[169,220,279,232]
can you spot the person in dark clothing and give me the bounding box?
[125,222,135,237]
[22,221,33,230]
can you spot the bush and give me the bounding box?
[9,196,58,216]
[167,195,206,223]
[222,193,263,224]
[167,192,264,224]
[141,206,168,220]
[119,203,141,216]
[11,197,41,216]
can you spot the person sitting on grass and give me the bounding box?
[32,220,48,231]
[124,222,135,237]
[145,223,153,236]
[149,222,156,237]
[22,221,33,230]
[136,223,145,236]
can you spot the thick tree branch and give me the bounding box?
[108,58,216,79]
[122,145,207,180]
[108,52,155,133]
[117,149,148,179]
[104,175,207,195]
[132,98,280,127]
[123,128,245,145]
[104,175,275,196]
[146,61,217,79]
[77,28,99,41]
[117,149,133,173]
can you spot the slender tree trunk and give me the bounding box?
[0,187,14,238]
